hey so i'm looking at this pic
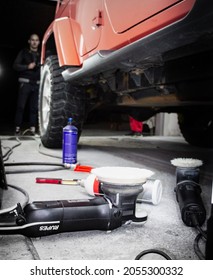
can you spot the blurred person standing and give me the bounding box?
[13,33,40,135]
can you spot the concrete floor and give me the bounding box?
[0,125,212,260]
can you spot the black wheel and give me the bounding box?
[39,55,86,148]
[178,111,213,148]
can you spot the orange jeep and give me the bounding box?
[39,0,213,148]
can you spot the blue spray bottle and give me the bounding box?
[62,117,78,168]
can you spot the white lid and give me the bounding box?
[151,179,162,205]
[139,179,162,205]
[83,174,99,196]
[91,166,154,185]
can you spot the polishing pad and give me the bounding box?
[170,158,203,168]
[91,166,154,185]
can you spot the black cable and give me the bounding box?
[0,184,30,215]
[193,225,207,260]
[25,237,41,260]
[4,162,65,174]
[4,162,64,167]
[190,212,207,259]
[1,136,60,163]
[0,183,41,260]
[2,138,22,161]
[195,225,207,240]
[1,137,65,173]
[2,146,13,160]
[38,142,61,159]
[194,233,205,260]
[5,167,65,174]
[135,249,172,260]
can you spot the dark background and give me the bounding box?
[0,0,56,133]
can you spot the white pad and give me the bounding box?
[171,158,203,168]
[91,166,154,185]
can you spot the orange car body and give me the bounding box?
[41,0,196,67]
[39,0,213,148]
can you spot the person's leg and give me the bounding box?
[29,84,39,132]
[14,83,30,132]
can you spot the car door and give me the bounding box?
[74,0,103,55]
[104,0,183,33]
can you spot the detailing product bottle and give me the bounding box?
[62,117,78,167]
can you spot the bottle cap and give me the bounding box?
[83,174,100,196]
[138,179,162,205]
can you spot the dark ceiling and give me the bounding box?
[0,0,56,50]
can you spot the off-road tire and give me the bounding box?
[39,55,86,148]
[178,111,213,148]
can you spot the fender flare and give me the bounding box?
[52,17,83,66]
